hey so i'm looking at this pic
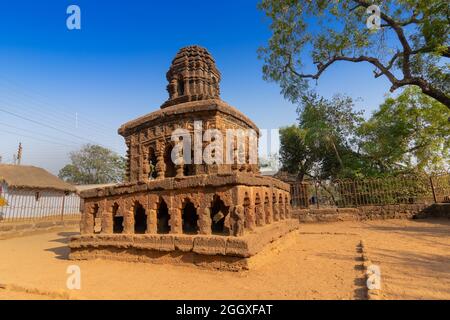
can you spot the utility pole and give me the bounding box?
[17,142,22,165]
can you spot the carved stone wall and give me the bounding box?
[81,184,291,238]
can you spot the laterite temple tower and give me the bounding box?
[70,46,298,270]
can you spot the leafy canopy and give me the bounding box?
[358,87,450,173]
[279,88,450,181]
[58,144,126,185]
[258,0,450,107]
[279,93,366,180]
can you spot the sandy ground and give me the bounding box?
[0,219,448,300]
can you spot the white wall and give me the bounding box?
[0,183,80,221]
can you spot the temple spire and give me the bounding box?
[161,45,221,109]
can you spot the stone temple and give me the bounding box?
[70,46,298,270]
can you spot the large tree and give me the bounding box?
[258,0,450,108]
[359,87,450,173]
[279,89,450,181]
[279,93,367,180]
[59,144,126,185]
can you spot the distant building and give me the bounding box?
[0,164,80,221]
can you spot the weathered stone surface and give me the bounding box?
[226,238,250,257]
[294,203,449,223]
[159,235,175,251]
[174,235,194,252]
[71,46,296,269]
[193,236,227,255]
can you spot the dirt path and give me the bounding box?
[295,219,450,300]
[0,219,448,300]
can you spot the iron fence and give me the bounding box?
[0,192,81,223]
[291,174,450,209]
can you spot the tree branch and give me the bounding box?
[287,54,399,86]
[353,0,413,77]
[277,1,450,108]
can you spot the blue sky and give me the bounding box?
[0,0,391,174]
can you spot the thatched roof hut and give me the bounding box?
[0,164,76,192]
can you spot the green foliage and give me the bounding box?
[359,87,450,173]
[58,144,126,185]
[279,89,450,181]
[279,93,367,180]
[258,0,450,107]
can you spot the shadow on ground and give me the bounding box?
[45,232,78,260]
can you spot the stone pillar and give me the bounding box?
[255,203,265,227]
[285,202,291,219]
[208,76,214,96]
[123,209,134,234]
[101,211,113,234]
[171,79,178,98]
[273,201,280,222]
[175,161,184,178]
[82,212,94,234]
[230,205,245,237]
[244,204,256,231]
[169,207,182,234]
[184,78,190,96]
[264,194,273,225]
[156,151,165,179]
[147,209,157,234]
[279,199,285,220]
[142,148,150,182]
[198,207,212,235]
[82,204,94,234]
[200,69,206,96]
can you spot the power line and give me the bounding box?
[0,121,81,146]
[0,76,120,133]
[0,95,119,143]
[0,128,77,147]
[0,107,122,153]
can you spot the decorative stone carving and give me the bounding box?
[273,197,280,222]
[255,203,265,227]
[244,204,256,231]
[161,46,221,109]
[147,209,157,234]
[231,205,245,237]
[169,208,182,234]
[198,207,212,235]
[75,46,295,265]
[101,211,113,234]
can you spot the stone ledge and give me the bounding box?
[0,218,80,240]
[293,203,450,223]
[69,219,299,271]
[80,172,290,198]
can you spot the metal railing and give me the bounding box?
[291,174,450,209]
[0,192,81,223]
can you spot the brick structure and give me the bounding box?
[70,46,297,270]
